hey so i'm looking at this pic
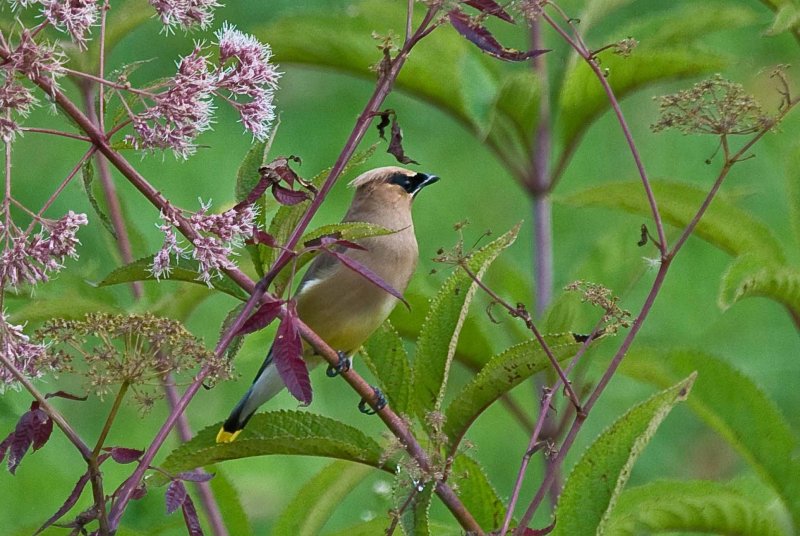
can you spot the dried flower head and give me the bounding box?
[519,0,547,23]
[149,0,220,32]
[0,313,58,392]
[652,74,774,135]
[0,211,88,288]
[565,281,631,334]
[36,313,231,410]
[41,0,100,49]
[614,37,638,57]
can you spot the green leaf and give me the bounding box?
[451,454,506,532]
[458,52,498,137]
[272,221,394,297]
[398,483,433,536]
[605,480,788,536]
[579,0,636,31]
[621,350,800,528]
[8,291,121,324]
[557,49,725,159]
[155,411,387,485]
[208,469,252,536]
[615,4,758,46]
[719,255,800,315]
[488,71,541,157]
[553,374,696,535]
[219,303,246,362]
[444,333,583,445]
[273,460,373,536]
[786,144,800,251]
[97,255,249,301]
[767,3,800,35]
[361,321,412,416]
[325,518,389,536]
[81,158,117,239]
[151,285,214,322]
[412,223,521,419]
[560,180,787,262]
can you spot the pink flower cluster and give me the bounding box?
[0,211,89,288]
[41,0,100,49]
[149,0,220,33]
[127,26,280,158]
[0,313,48,391]
[151,202,255,285]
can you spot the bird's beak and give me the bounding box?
[410,173,440,198]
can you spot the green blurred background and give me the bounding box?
[1,0,799,533]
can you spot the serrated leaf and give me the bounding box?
[273,221,393,297]
[273,460,373,536]
[97,255,249,301]
[154,411,386,486]
[398,482,433,536]
[81,158,117,239]
[719,255,800,316]
[605,480,787,536]
[560,180,786,262]
[557,49,725,157]
[620,350,800,528]
[552,374,696,535]
[166,480,187,514]
[34,471,91,535]
[444,333,583,445]
[361,321,412,416]
[451,454,506,531]
[413,223,520,419]
[235,139,270,204]
[273,303,312,405]
[220,303,246,362]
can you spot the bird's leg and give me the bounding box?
[358,386,387,415]
[326,351,352,377]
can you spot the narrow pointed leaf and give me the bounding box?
[166,480,187,514]
[324,249,408,307]
[398,483,433,536]
[621,349,800,527]
[560,180,786,262]
[413,223,520,419]
[181,494,204,535]
[235,299,283,336]
[178,470,214,482]
[97,255,249,300]
[444,333,584,445]
[719,255,800,316]
[464,0,513,22]
[273,460,373,536]
[552,374,696,535]
[34,472,91,535]
[361,321,412,416]
[272,184,311,206]
[448,10,546,61]
[81,159,117,239]
[104,446,144,464]
[155,411,386,485]
[273,304,312,405]
[606,480,787,535]
[235,138,272,204]
[387,116,419,165]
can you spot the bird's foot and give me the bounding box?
[326,351,351,378]
[359,386,387,415]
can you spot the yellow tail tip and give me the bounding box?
[216,428,242,443]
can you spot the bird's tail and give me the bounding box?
[216,348,284,443]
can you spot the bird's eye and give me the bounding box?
[389,173,414,193]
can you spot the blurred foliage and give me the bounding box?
[2,0,800,534]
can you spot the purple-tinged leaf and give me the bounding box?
[324,249,409,308]
[234,174,271,210]
[181,494,204,536]
[24,404,53,451]
[273,303,312,405]
[131,482,148,500]
[178,470,215,483]
[103,446,144,464]
[464,0,513,22]
[44,390,88,401]
[272,183,311,206]
[34,471,91,535]
[8,428,32,474]
[166,480,188,514]
[448,10,548,61]
[388,118,419,165]
[519,519,556,535]
[250,230,278,247]
[317,235,367,251]
[235,299,284,336]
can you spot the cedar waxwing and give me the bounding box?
[217,166,439,442]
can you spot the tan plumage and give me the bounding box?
[217,166,438,442]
